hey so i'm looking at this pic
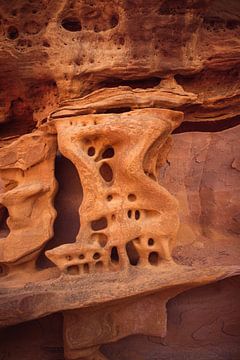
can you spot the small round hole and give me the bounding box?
[112,214,116,220]
[107,195,113,201]
[102,147,115,159]
[93,252,101,260]
[7,26,19,40]
[61,17,82,32]
[79,254,85,260]
[87,147,95,156]
[148,238,154,246]
[128,193,136,202]
[127,210,132,219]
[66,255,72,261]
[135,210,140,220]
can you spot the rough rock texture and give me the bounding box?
[0,0,240,359]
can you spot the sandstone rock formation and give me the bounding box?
[0,1,240,359]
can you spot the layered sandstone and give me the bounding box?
[0,1,240,360]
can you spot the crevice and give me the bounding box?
[36,154,82,269]
[98,76,161,90]
[173,116,240,134]
[102,107,132,114]
[0,205,10,238]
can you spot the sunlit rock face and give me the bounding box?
[0,1,240,360]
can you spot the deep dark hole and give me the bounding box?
[126,241,139,266]
[7,26,19,39]
[173,116,240,134]
[128,210,132,219]
[102,147,115,159]
[87,146,95,156]
[61,17,82,32]
[0,206,10,238]
[226,20,240,30]
[110,14,119,28]
[148,238,154,246]
[99,163,113,182]
[99,77,161,90]
[37,154,82,269]
[111,246,119,263]
[135,210,140,220]
[0,99,35,138]
[103,107,132,114]
[148,252,159,266]
[0,264,8,277]
[91,217,108,231]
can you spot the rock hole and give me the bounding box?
[7,26,19,40]
[36,154,82,269]
[93,252,101,260]
[102,147,114,159]
[83,263,89,273]
[110,14,119,28]
[79,254,85,259]
[95,261,103,269]
[99,77,161,90]
[148,252,159,266]
[111,246,119,264]
[103,107,131,114]
[148,238,154,246]
[91,217,108,231]
[135,210,140,220]
[61,17,82,32]
[87,146,95,156]
[127,210,132,219]
[91,233,108,247]
[43,40,50,47]
[128,193,136,202]
[107,195,113,201]
[0,264,8,277]
[0,206,10,238]
[99,163,113,182]
[226,20,240,30]
[126,241,139,266]
[66,255,72,261]
[11,9,18,16]
[67,265,79,275]
[112,214,116,221]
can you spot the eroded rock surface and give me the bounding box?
[0,1,239,360]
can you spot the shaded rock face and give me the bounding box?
[0,1,240,360]
[0,0,240,129]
